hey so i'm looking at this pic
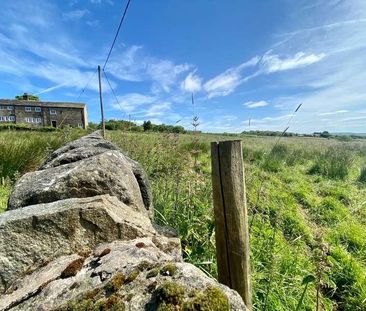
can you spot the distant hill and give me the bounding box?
[333,132,366,137]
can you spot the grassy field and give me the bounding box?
[1,129,366,310]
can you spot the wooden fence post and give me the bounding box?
[211,140,252,310]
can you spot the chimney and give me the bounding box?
[22,93,30,100]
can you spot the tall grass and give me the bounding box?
[358,166,366,183]
[308,146,353,180]
[1,130,366,309]
[0,130,85,180]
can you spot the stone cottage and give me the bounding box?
[0,93,88,129]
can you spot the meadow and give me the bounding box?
[1,129,366,310]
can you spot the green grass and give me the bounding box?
[1,129,366,310]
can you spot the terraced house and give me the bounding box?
[0,93,88,129]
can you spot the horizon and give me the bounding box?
[0,0,365,133]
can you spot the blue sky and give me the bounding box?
[1,0,366,133]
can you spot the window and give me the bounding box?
[7,106,13,110]
[0,106,6,110]
[78,123,83,128]
[35,107,41,112]
[25,117,42,124]
[50,109,56,115]
[25,107,32,112]
[0,116,15,122]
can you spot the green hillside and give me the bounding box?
[1,130,366,310]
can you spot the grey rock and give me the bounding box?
[0,254,81,311]
[8,151,146,215]
[1,238,246,311]
[0,195,172,294]
[38,131,154,217]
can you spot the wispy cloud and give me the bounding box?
[318,110,348,116]
[112,93,157,113]
[108,46,191,93]
[244,100,270,108]
[90,0,114,5]
[203,57,259,98]
[62,9,89,21]
[181,71,202,93]
[203,51,325,99]
[260,52,325,73]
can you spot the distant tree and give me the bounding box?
[320,131,331,138]
[15,94,39,101]
[143,120,152,131]
[88,122,99,130]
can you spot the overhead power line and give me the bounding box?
[103,0,132,70]
[75,68,98,102]
[103,69,125,115]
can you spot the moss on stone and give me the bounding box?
[156,281,185,306]
[125,268,140,283]
[95,294,126,310]
[60,298,94,311]
[182,286,229,311]
[83,288,102,300]
[160,263,177,277]
[156,302,176,311]
[138,260,155,271]
[61,257,85,279]
[146,268,159,279]
[104,272,125,294]
[60,293,125,311]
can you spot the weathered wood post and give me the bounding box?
[211,140,252,310]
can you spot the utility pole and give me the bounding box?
[98,65,105,138]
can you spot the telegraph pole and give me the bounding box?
[98,65,106,137]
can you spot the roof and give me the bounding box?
[0,99,86,109]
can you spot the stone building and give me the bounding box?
[0,93,88,129]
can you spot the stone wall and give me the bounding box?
[0,132,246,310]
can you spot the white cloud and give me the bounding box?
[260,52,326,73]
[318,110,348,116]
[62,10,89,21]
[108,46,191,93]
[203,57,259,98]
[144,102,171,117]
[203,51,325,99]
[181,72,202,93]
[90,0,114,4]
[244,100,270,108]
[113,93,157,113]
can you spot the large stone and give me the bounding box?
[38,131,153,217]
[0,195,178,294]
[8,151,147,215]
[0,238,246,310]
